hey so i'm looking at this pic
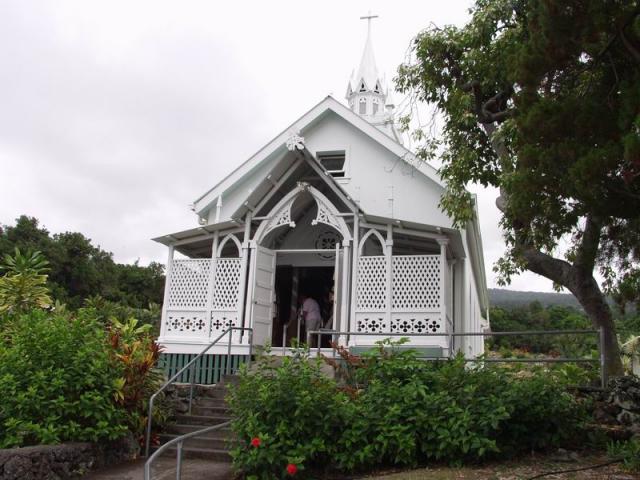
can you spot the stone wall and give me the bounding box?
[592,375,640,440]
[0,434,138,480]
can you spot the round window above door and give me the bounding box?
[315,230,340,259]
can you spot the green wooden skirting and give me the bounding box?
[158,353,249,384]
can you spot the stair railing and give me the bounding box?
[144,419,231,480]
[144,326,253,458]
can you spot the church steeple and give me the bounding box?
[346,13,402,143]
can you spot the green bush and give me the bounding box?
[0,310,129,447]
[608,439,640,473]
[228,348,348,480]
[228,341,589,479]
[497,368,588,453]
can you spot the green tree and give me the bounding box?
[396,0,640,376]
[0,216,164,308]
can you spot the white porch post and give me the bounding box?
[385,224,393,328]
[237,212,252,344]
[205,232,219,340]
[437,239,449,331]
[159,245,175,339]
[349,215,360,343]
[340,240,351,340]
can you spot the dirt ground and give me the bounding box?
[361,453,639,480]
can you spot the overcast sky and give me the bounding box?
[0,0,558,292]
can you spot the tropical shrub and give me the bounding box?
[228,349,349,480]
[0,310,129,447]
[496,367,588,453]
[228,341,589,478]
[0,248,52,313]
[108,317,166,443]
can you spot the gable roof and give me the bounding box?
[192,95,443,216]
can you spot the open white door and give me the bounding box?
[250,246,276,347]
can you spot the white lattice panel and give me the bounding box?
[390,313,443,334]
[167,259,212,309]
[212,258,241,310]
[211,312,237,332]
[356,256,387,311]
[392,255,441,311]
[165,311,210,337]
[355,313,388,333]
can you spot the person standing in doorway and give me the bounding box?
[300,291,322,348]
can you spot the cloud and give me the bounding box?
[0,0,557,291]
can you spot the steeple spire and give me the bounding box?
[346,13,402,144]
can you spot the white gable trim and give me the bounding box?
[193,96,444,216]
[253,183,352,245]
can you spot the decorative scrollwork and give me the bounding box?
[312,202,342,232]
[286,131,305,151]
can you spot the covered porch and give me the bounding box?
[154,147,463,359]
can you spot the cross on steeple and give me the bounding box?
[360,11,378,36]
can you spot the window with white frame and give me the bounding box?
[317,150,346,178]
[372,98,380,115]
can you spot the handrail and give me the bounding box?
[144,420,232,480]
[307,327,606,387]
[144,326,253,458]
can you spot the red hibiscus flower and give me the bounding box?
[250,437,261,448]
[286,463,298,475]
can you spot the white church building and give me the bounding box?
[153,21,489,380]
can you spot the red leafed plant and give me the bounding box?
[108,317,165,445]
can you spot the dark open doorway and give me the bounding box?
[272,265,334,348]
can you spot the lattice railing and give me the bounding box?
[212,258,241,310]
[356,256,387,311]
[164,257,246,343]
[167,259,212,309]
[355,254,445,336]
[392,255,441,311]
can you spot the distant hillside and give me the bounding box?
[489,288,582,310]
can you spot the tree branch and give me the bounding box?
[619,10,640,64]
[462,80,514,124]
[519,246,575,288]
[574,215,602,273]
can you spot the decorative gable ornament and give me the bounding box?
[285,130,305,151]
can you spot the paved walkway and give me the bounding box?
[84,458,233,480]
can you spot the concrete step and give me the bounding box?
[173,414,230,426]
[192,396,229,408]
[154,445,232,462]
[159,433,237,451]
[164,423,234,438]
[190,405,230,417]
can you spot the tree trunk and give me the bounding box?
[520,247,624,379]
[570,272,624,379]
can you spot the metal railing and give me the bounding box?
[144,420,231,480]
[144,326,253,458]
[307,328,606,387]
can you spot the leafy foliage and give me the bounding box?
[107,317,165,442]
[0,310,129,447]
[488,301,596,355]
[0,216,165,309]
[608,439,640,473]
[228,341,589,478]
[228,347,348,480]
[396,0,640,376]
[0,248,52,313]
